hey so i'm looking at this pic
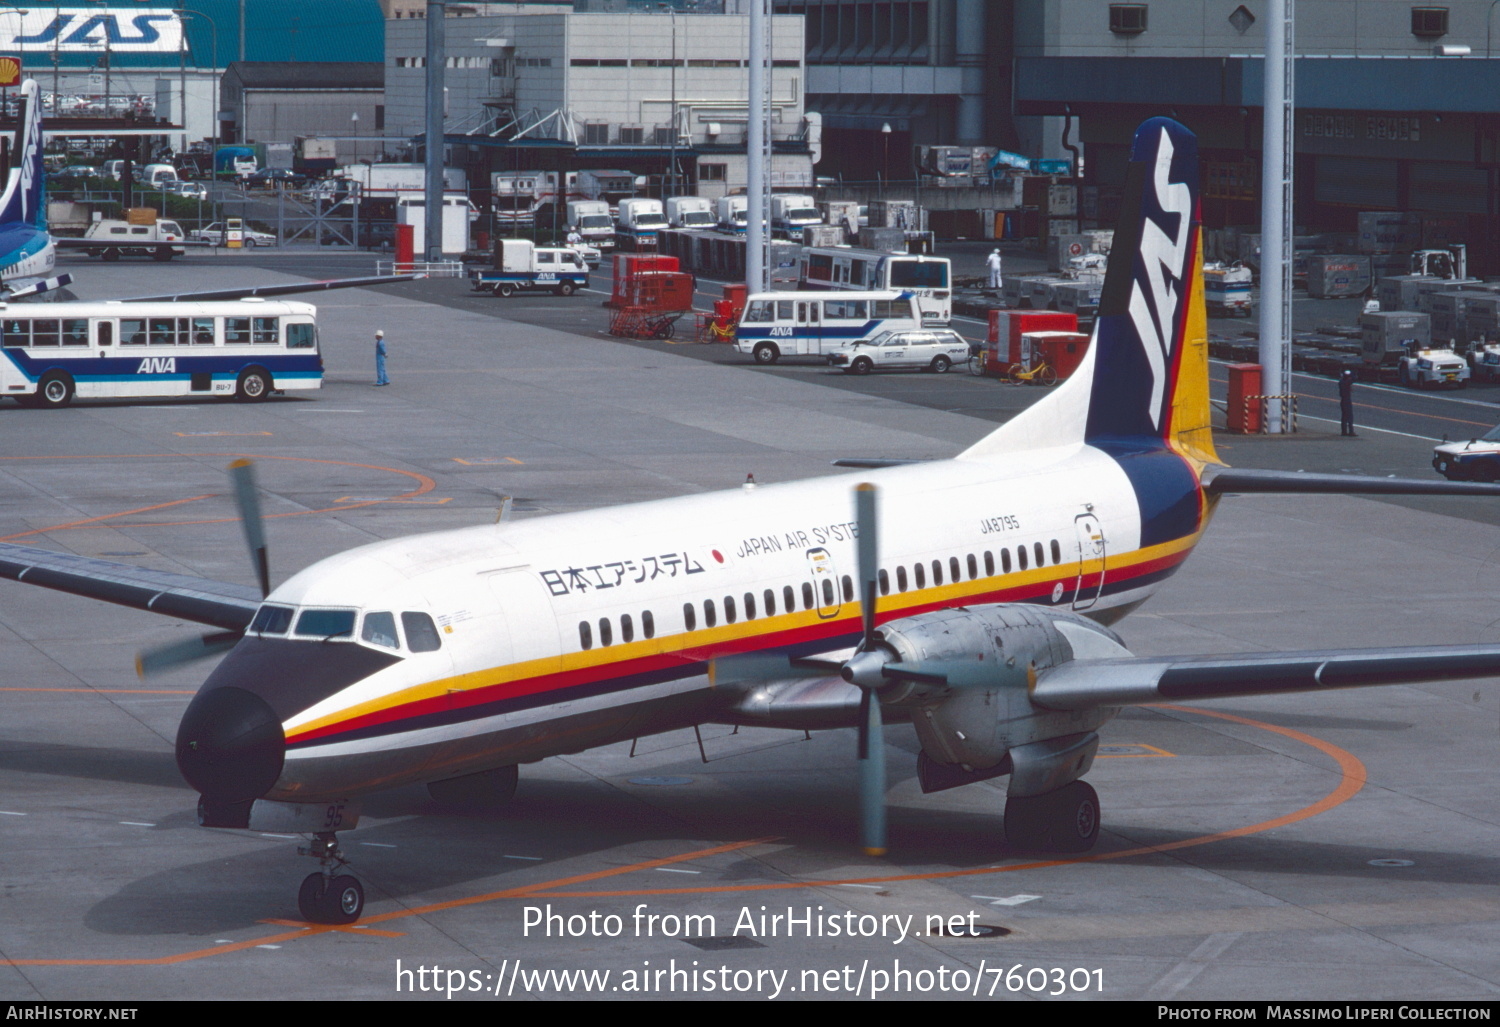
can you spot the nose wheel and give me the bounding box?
[297,832,365,924]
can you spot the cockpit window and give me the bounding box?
[361,611,400,649]
[402,611,442,653]
[250,603,294,635]
[294,608,356,639]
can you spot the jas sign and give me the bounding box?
[7,9,184,54]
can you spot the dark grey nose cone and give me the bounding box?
[176,686,285,803]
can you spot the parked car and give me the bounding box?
[826,328,973,375]
[190,222,277,247]
[167,181,210,201]
[1433,423,1500,481]
[49,165,98,183]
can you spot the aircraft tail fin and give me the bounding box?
[0,80,46,232]
[958,117,1217,468]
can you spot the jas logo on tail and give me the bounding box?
[1128,127,1193,430]
[137,357,176,374]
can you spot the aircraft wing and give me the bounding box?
[119,273,426,303]
[0,541,260,631]
[1032,645,1500,710]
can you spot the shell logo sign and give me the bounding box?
[0,58,21,87]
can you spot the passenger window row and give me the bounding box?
[879,539,1066,595]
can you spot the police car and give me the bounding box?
[826,328,974,375]
[1433,422,1500,481]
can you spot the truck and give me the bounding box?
[492,171,563,228]
[295,137,338,175]
[214,146,258,180]
[80,218,189,260]
[396,194,471,256]
[1360,310,1468,388]
[332,163,465,200]
[1202,263,1254,316]
[770,193,821,237]
[576,169,637,205]
[715,195,748,233]
[616,198,667,246]
[665,196,714,229]
[566,200,615,250]
[469,239,589,298]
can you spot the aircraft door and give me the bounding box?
[805,546,842,620]
[1072,510,1106,611]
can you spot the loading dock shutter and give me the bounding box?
[1314,156,1397,208]
[1409,162,1490,215]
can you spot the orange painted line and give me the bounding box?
[0,494,214,542]
[0,709,1365,966]
[0,687,194,695]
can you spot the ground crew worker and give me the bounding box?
[1339,368,1355,436]
[374,330,389,386]
[986,248,1003,291]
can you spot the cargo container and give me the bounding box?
[1305,255,1371,299]
[987,310,1078,368]
[1361,311,1431,365]
[1358,212,1421,254]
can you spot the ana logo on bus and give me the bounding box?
[137,357,176,374]
[770,326,793,336]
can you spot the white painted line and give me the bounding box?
[839,883,883,889]
[1295,411,1441,442]
[120,821,155,827]
[656,867,701,874]
[259,833,298,840]
[215,939,232,945]
[503,854,542,861]
[0,811,26,816]
[971,893,1042,907]
[257,944,282,950]
[297,409,367,413]
[360,842,396,848]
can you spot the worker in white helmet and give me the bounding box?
[986,248,1003,291]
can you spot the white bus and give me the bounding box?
[797,247,952,325]
[733,290,922,364]
[0,299,323,408]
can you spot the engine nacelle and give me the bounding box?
[876,604,1130,780]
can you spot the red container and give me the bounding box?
[1225,363,1263,433]
[1021,330,1091,380]
[395,223,415,272]
[988,310,1079,368]
[625,271,695,312]
[610,254,681,308]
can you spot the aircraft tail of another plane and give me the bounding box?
[0,79,46,232]
[958,117,1217,470]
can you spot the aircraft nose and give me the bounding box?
[175,686,285,803]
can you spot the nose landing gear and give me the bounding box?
[297,832,365,924]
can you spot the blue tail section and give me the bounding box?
[0,80,46,231]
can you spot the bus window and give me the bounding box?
[62,319,89,346]
[824,299,868,320]
[191,318,215,345]
[95,321,112,347]
[742,300,773,323]
[119,319,146,346]
[31,320,59,347]
[286,323,315,349]
[252,317,279,344]
[224,317,250,344]
[889,260,950,289]
[1,319,24,346]
[776,299,793,320]
[149,317,178,345]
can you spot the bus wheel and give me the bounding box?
[753,343,779,365]
[36,372,75,409]
[496,283,515,298]
[101,248,120,262]
[556,281,576,297]
[236,368,272,402]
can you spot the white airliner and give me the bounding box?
[5,117,1500,927]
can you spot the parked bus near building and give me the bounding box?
[734,290,922,364]
[798,247,953,325]
[0,299,322,408]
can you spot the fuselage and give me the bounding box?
[188,440,1212,804]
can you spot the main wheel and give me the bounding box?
[929,355,951,374]
[427,765,519,811]
[556,281,576,297]
[849,356,874,375]
[35,372,74,409]
[496,283,515,298]
[235,368,271,402]
[752,342,779,365]
[1004,780,1100,853]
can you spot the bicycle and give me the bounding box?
[967,350,988,377]
[1006,361,1058,386]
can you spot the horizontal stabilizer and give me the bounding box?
[5,274,73,300]
[831,458,923,469]
[121,273,427,304]
[1204,467,1500,497]
[1033,644,1500,710]
[0,542,260,630]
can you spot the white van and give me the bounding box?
[82,218,188,260]
[733,290,922,364]
[142,163,180,187]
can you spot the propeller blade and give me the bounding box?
[228,459,270,597]
[854,483,878,648]
[858,687,886,856]
[135,630,240,678]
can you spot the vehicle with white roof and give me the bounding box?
[826,327,973,375]
[1433,422,1500,481]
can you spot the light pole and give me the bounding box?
[880,122,891,195]
[659,2,677,198]
[174,9,221,156]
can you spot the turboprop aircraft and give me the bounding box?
[7,117,1500,927]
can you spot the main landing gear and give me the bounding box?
[297,832,365,925]
[1003,780,1100,854]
